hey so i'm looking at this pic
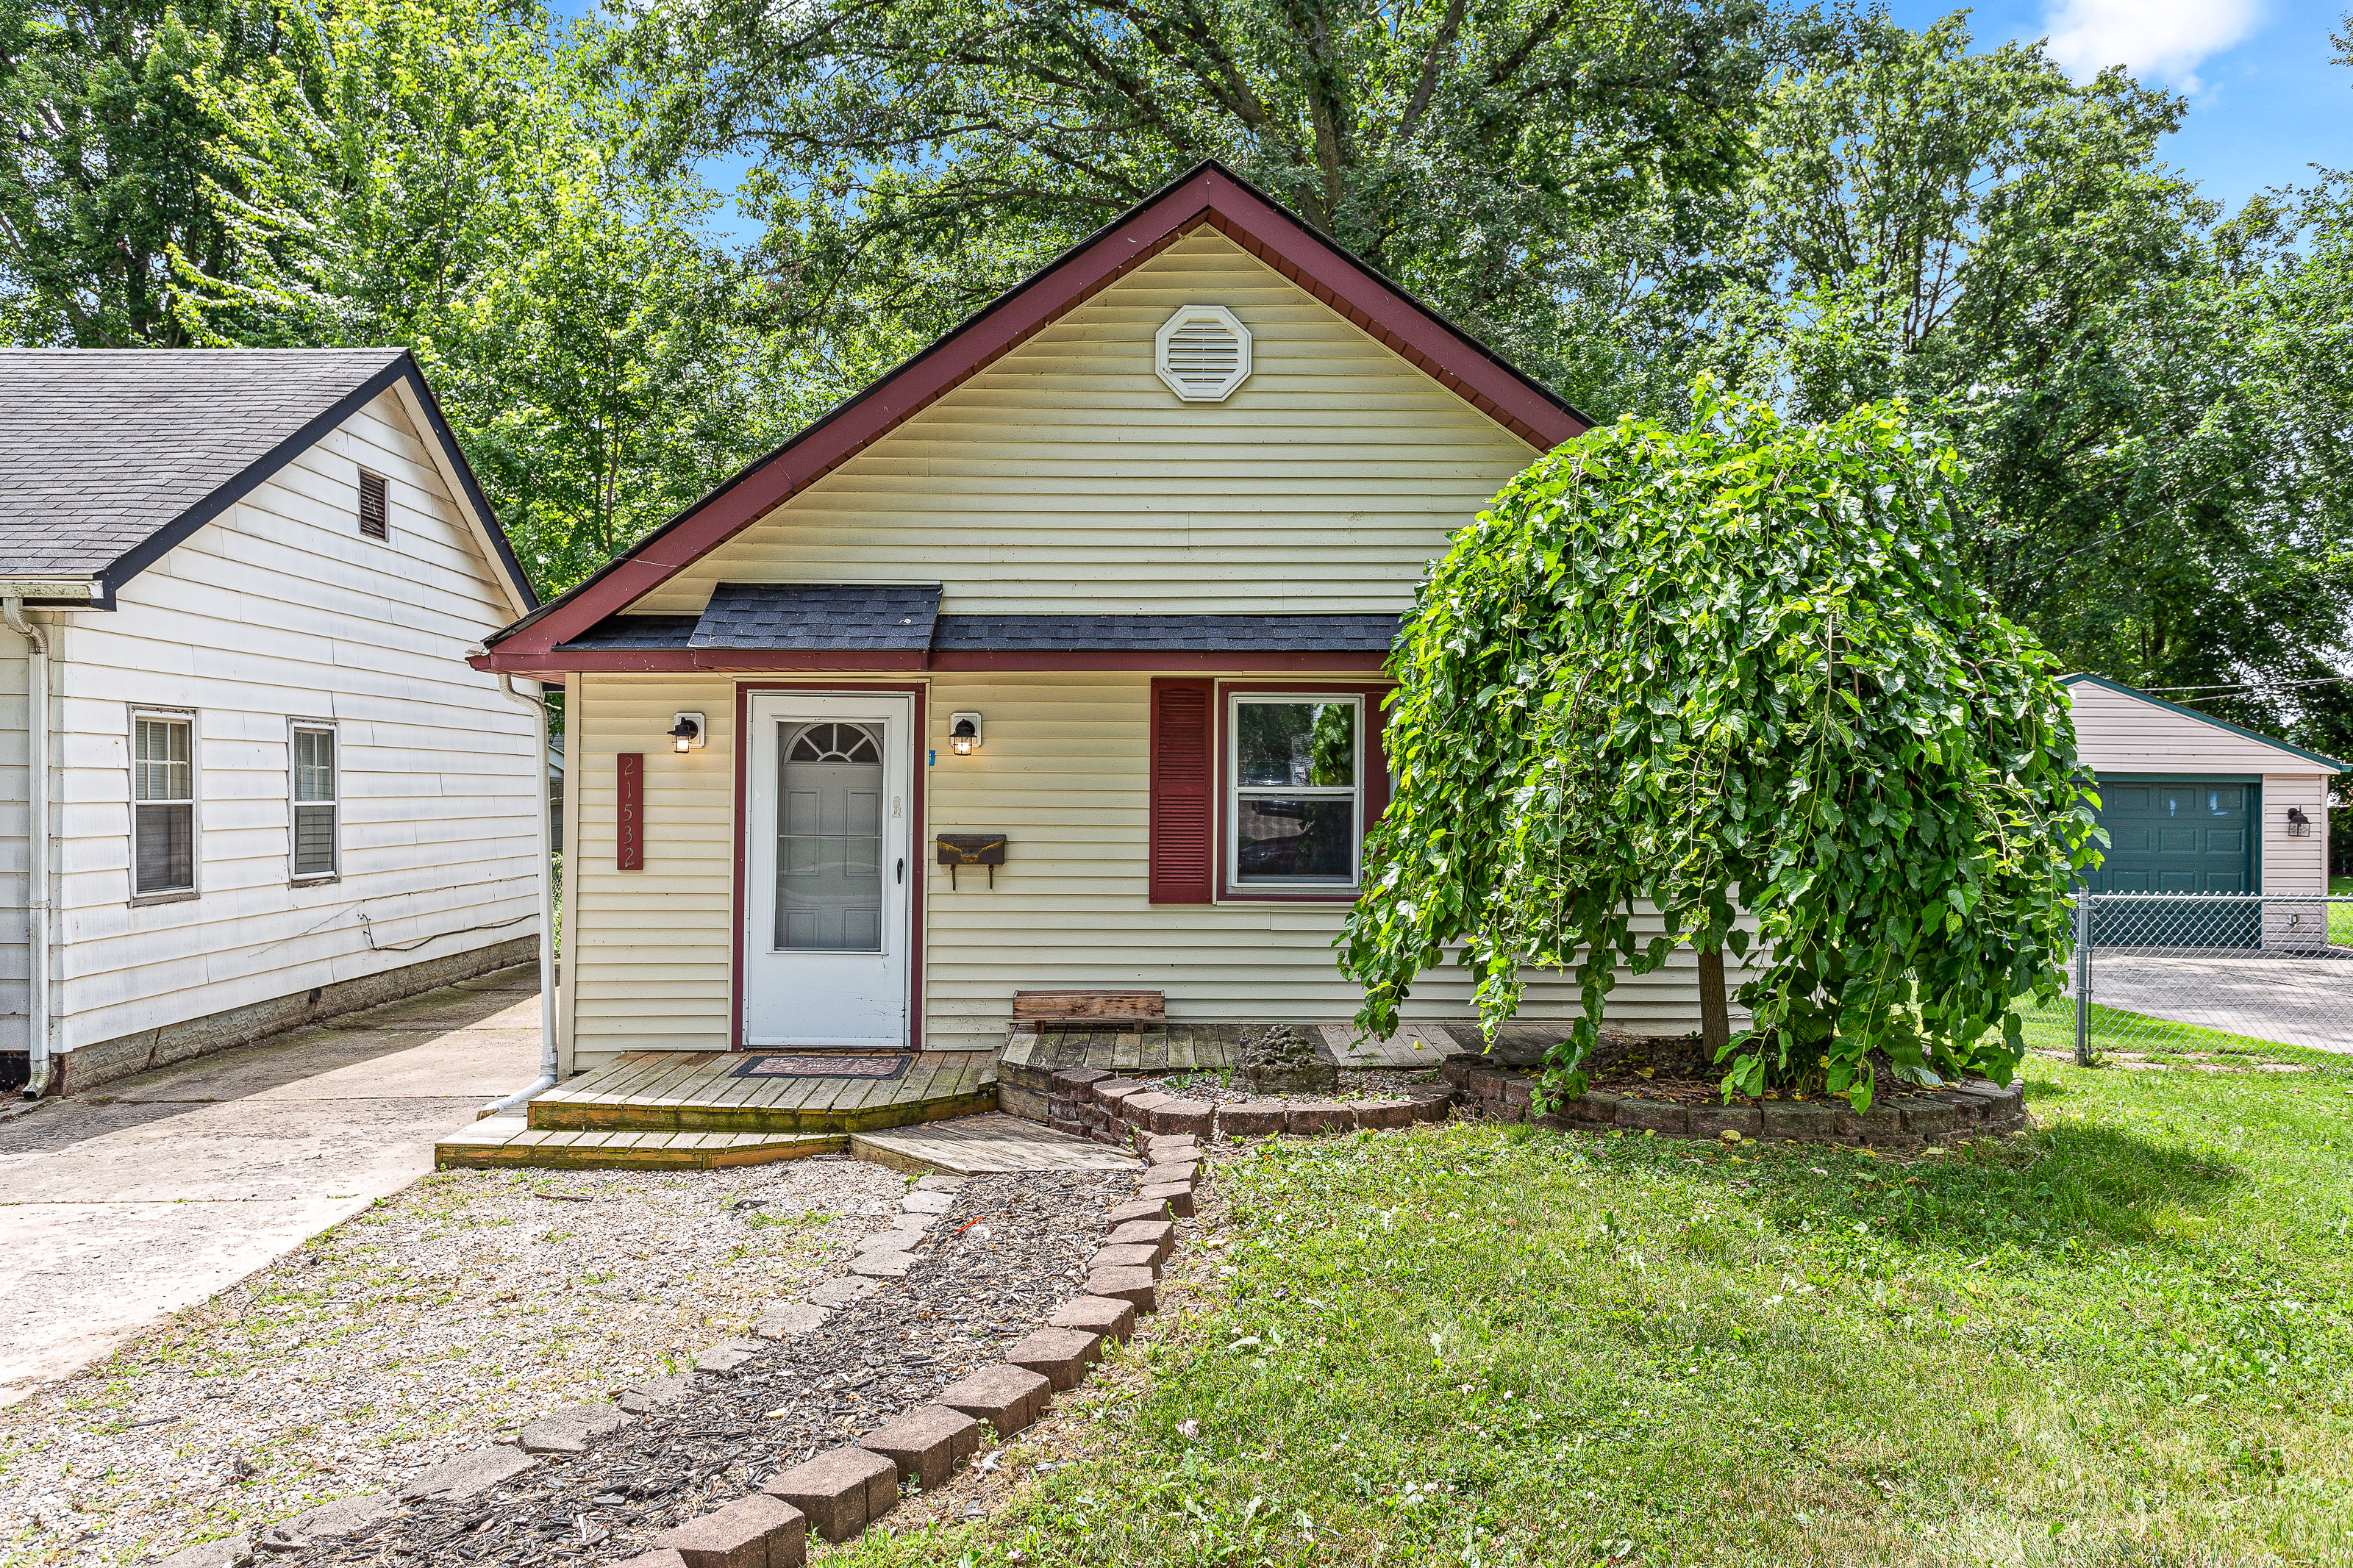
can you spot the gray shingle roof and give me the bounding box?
[554,594,1402,656]
[931,613,1399,652]
[690,583,943,651]
[557,613,702,651]
[0,348,411,576]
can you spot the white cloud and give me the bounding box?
[2041,0,2265,89]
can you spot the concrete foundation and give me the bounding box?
[48,934,538,1098]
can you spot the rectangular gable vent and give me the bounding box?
[358,470,389,540]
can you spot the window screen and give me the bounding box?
[358,470,389,540]
[133,716,195,895]
[292,726,338,878]
[1229,696,1360,886]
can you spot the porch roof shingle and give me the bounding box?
[552,596,1403,658]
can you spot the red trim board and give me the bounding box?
[472,647,1392,678]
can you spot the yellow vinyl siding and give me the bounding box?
[630,232,1540,619]
[565,673,1746,1068]
[566,676,737,1064]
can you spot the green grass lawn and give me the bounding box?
[850,1056,2353,1568]
[2018,997,2343,1070]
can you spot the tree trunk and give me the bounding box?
[1698,945,1730,1059]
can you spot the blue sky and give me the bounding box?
[1888,0,2353,213]
[676,1,2353,248]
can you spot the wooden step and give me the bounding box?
[518,1049,1001,1138]
[437,1115,847,1171]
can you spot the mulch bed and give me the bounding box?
[1491,1029,1967,1111]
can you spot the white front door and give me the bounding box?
[742,692,915,1048]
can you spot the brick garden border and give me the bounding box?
[1048,1067,1452,1145]
[1443,1060,2028,1148]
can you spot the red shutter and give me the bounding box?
[1149,679,1215,903]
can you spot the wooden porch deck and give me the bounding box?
[435,1048,999,1170]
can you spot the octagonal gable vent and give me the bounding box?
[1154,304,1252,402]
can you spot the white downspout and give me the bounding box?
[4,599,51,1098]
[484,673,558,1115]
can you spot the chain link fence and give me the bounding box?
[2024,893,2353,1067]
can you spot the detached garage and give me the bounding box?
[2064,673,2347,948]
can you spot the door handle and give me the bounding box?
[896,857,904,884]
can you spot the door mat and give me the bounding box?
[729,1053,913,1081]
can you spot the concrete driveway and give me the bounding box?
[0,966,540,1405]
[2083,952,2353,1054]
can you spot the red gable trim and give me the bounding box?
[487,162,1589,659]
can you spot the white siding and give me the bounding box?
[2261,771,2329,901]
[565,673,1747,1069]
[42,389,540,1050]
[631,232,1541,619]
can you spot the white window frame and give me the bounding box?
[1225,691,1364,894]
[289,719,340,884]
[129,706,199,903]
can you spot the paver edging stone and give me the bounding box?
[1443,1060,2029,1145]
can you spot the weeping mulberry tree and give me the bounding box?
[1340,393,2102,1107]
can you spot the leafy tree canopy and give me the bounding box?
[1342,393,2101,1106]
[632,0,1830,407]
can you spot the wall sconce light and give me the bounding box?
[2287,805,2313,837]
[670,712,706,753]
[948,712,984,756]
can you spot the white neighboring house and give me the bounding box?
[0,348,549,1097]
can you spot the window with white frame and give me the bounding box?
[132,712,196,896]
[291,723,338,879]
[1228,693,1361,888]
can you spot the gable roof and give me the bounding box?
[2062,672,2352,773]
[0,348,535,614]
[479,160,1589,668]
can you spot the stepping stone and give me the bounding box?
[1005,1327,1103,1392]
[519,1402,632,1454]
[152,1542,248,1568]
[857,1226,927,1255]
[1088,1242,1161,1276]
[1105,1198,1171,1226]
[900,1190,957,1215]
[1086,1266,1157,1312]
[849,1250,914,1279]
[1137,1182,1195,1218]
[763,1445,898,1543]
[809,1275,879,1306]
[1105,1219,1175,1263]
[399,1444,537,1500]
[282,1492,394,1540]
[616,1375,696,1414]
[858,1403,981,1489]
[937,1364,1051,1437]
[653,1492,807,1568]
[754,1303,830,1341]
[693,1338,765,1376]
[1048,1294,1136,1342]
[915,1174,965,1191]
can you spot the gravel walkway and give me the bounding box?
[0,1156,907,1567]
[300,1168,1127,1565]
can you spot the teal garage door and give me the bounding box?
[2088,779,2258,946]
